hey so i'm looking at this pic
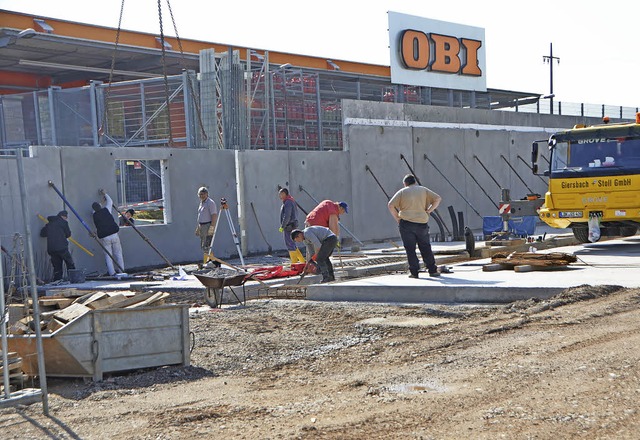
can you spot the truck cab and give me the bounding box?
[532,114,640,242]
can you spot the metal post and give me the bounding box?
[1,237,10,399]
[183,71,193,149]
[47,87,59,145]
[543,43,560,115]
[16,149,49,414]
[89,81,100,146]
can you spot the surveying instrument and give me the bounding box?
[204,197,245,266]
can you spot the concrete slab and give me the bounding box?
[307,236,640,304]
[39,233,640,306]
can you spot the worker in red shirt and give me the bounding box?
[304,200,348,238]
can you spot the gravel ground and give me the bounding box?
[3,283,640,439]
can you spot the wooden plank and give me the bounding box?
[482,263,512,272]
[46,318,66,333]
[126,292,170,308]
[39,297,75,309]
[53,302,91,323]
[73,291,108,306]
[86,293,128,310]
[103,292,157,309]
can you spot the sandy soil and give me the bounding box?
[2,284,640,439]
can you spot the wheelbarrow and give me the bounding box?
[193,271,249,308]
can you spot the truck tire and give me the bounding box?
[620,226,638,237]
[572,226,592,243]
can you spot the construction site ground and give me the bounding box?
[3,232,640,439]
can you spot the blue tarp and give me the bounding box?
[482,216,537,236]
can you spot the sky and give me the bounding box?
[1,0,638,108]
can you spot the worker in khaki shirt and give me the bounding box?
[387,174,442,278]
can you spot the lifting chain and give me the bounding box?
[157,0,175,147]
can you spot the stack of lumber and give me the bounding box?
[0,351,24,392]
[9,290,171,335]
[483,252,577,272]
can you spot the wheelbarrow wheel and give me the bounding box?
[204,287,222,308]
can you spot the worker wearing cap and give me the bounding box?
[195,186,218,253]
[304,200,348,241]
[119,208,135,227]
[291,226,337,283]
[388,174,442,278]
[40,210,76,282]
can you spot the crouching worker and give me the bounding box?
[291,226,338,283]
[40,210,76,282]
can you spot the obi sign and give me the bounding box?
[388,12,486,91]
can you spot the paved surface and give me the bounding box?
[308,236,640,303]
[41,233,640,305]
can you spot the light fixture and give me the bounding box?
[0,28,37,48]
[155,37,172,50]
[326,59,340,70]
[33,18,54,34]
[250,50,264,61]
[279,63,292,69]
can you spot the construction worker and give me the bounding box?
[195,186,218,254]
[304,200,348,240]
[92,190,125,276]
[387,174,442,278]
[119,208,135,227]
[291,226,337,283]
[278,188,305,263]
[40,210,76,282]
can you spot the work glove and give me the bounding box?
[279,227,284,233]
[207,225,215,236]
[336,241,341,249]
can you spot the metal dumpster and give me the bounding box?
[8,304,190,381]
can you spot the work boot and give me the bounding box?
[293,248,305,263]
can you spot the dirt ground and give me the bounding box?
[2,283,640,439]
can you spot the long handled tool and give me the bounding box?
[297,185,364,246]
[399,154,450,239]
[110,204,174,269]
[47,181,124,273]
[37,214,94,257]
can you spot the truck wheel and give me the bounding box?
[620,226,638,237]
[572,226,592,243]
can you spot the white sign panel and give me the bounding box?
[388,12,486,91]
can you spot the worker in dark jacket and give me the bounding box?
[279,188,305,264]
[40,210,75,281]
[92,190,124,276]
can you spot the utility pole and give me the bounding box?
[543,42,560,114]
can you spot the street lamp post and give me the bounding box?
[543,42,560,115]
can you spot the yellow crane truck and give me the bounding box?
[531,113,640,243]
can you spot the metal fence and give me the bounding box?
[1,58,638,151]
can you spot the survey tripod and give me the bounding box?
[204,197,245,266]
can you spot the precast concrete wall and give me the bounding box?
[1,100,606,280]
[343,100,603,239]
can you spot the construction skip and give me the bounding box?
[8,305,190,381]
